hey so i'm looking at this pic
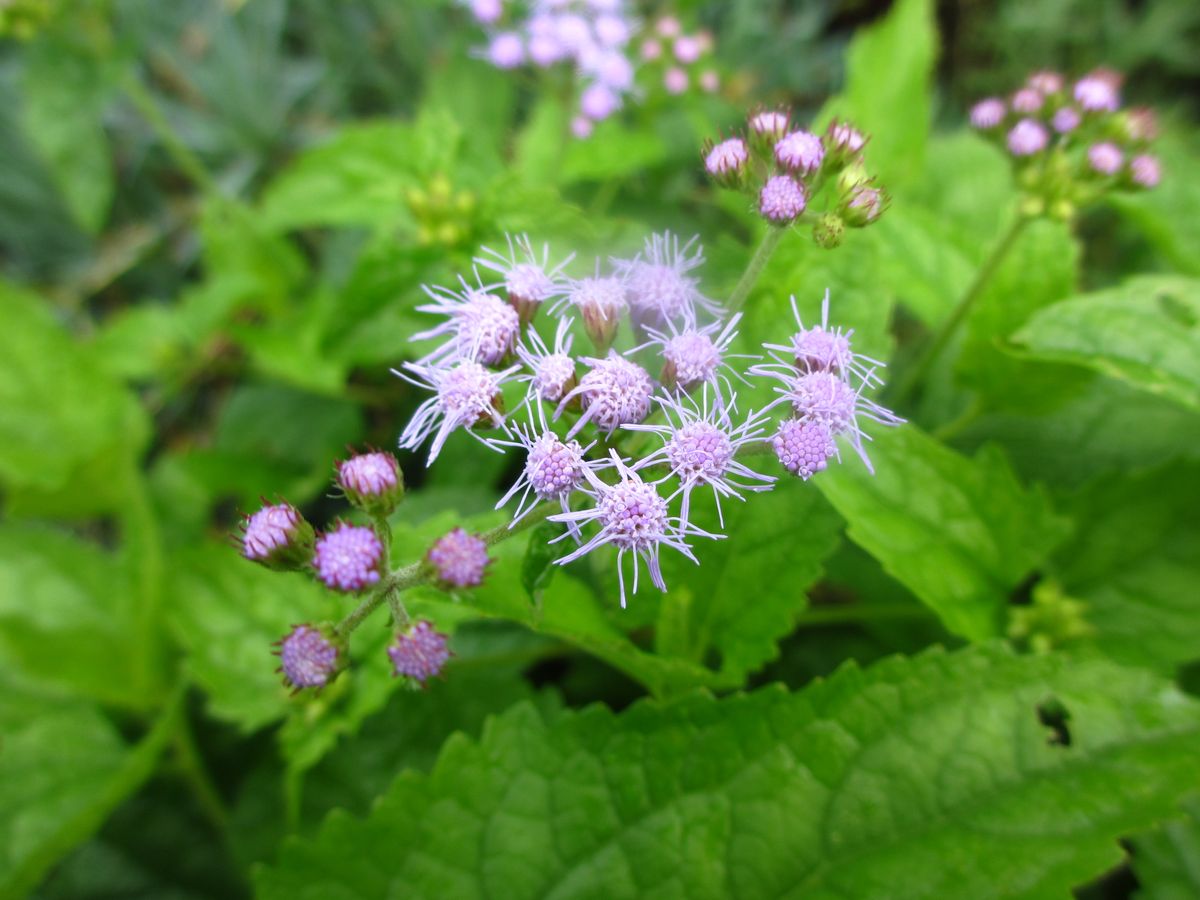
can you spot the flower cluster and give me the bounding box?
[703,107,890,243]
[240,450,457,692]
[396,231,901,606]
[463,1,718,139]
[970,69,1161,218]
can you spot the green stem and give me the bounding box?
[121,459,165,705]
[890,215,1030,406]
[122,71,222,199]
[727,226,787,315]
[796,603,933,628]
[172,707,229,831]
[334,502,559,638]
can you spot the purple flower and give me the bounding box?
[475,234,573,325]
[772,419,836,480]
[468,0,502,25]
[396,359,518,465]
[550,452,716,607]
[615,232,718,326]
[774,129,825,173]
[826,120,866,155]
[628,392,775,527]
[337,452,404,514]
[516,316,578,405]
[497,421,593,529]
[969,98,1006,129]
[1011,88,1044,114]
[766,290,881,385]
[411,275,520,366]
[759,175,807,224]
[1007,118,1048,156]
[1088,142,1124,176]
[1074,75,1120,112]
[1126,107,1159,142]
[314,523,384,592]
[557,273,628,350]
[487,32,524,69]
[704,137,748,183]
[673,35,701,63]
[663,67,688,94]
[844,183,888,226]
[1052,106,1081,133]
[699,69,719,93]
[645,314,747,401]
[595,14,631,47]
[1026,70,1064,95]
[242,502,314,569]
[749,109,790,141]
[640,38,662,61]
[1130,153,1161,188]
[388,620,451,683]
[428,527,490,588]
[276,624,340,690]
[559,351,654,437]
[571,116,594,139]
[581,82,621,120]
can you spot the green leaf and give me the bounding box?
[661,480,843,682]
[20,33,114,233]
[1013,275,1200,413]
[1053,462,1200,670]
[167,545,338,732]
[0,682,181,898]
[560,119,669,184]
[816,427,1071,641]
[0,525,144,708]
[1132,797,1200,900]
[0,283,147,494]
[258,645,1200,900]
[820,0,938,186]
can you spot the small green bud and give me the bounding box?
[813,213,845,249]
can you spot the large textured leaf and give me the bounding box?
[816,427,1071,640]
[0,526,142,708]
[820,0,937,186]
[1133,798,1200,900]
[660,480,843,682]
[0,284,146,493]
[1053,462,1200,670]
[0,683,179,898]
[258,645,1200,900]
[1013,275,1200,412]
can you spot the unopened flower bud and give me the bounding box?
[1123,106,1158,143]
[813,213,845,248]
[758,175,807,224]
[241,503,315,571]
[843,183,888,227]
[337,451,404,515]
[313,523,384,592]
[1129,153,1161,189]
[388,620,451,684]
[569,276,627,352]
[824,120,866,169]
[1052,106,1081,133]
[704,137,749,188]
[1011,88,1044,114]
[274,623,343,691]
[748,108,790,152]
[773,419,835,481]
[1087,141,1123,176]
[428,527,490,588]
[774,129,825,174]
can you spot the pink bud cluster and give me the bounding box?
[970,69,1161,191]
[394,230,901,607]
[465,1,718,139]
[703,108,889,240]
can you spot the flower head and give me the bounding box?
[497,417,594,530]
[557,272,628,350]
[1130,153,1161,188]
[550,452,716,606]
[1027,70,1064,95]
[337,452,404,515]
[767,290,882,385]
[1052,106,1081,133]
[1074,74,1120,112]
[969,98,1006,129]
[275,624,341,690]
[241,502,314,570]
[1007,118,1048,156]
[487,32,524,69]
[412,275,520,366]
[1088,142,1123,176]
[559,352,654,437]
[475,233,573,325]
[759,175,807,224]
[428,527,490,588]
[615,232,717,326]
[388,620,451,683]
[772,418,836,480]
[844,182,888,226]
[1011,87,1044,114]
[704,137,748,185]
[396,359,518,465]
[749,108,790,142]
[628,391,775,527]
[663,67,688,94]
[647,314,747,402]
[774,129,825,173]
[517,315,578,405]
[313,523,384,592]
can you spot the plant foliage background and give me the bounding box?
[1,0,1198,897]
